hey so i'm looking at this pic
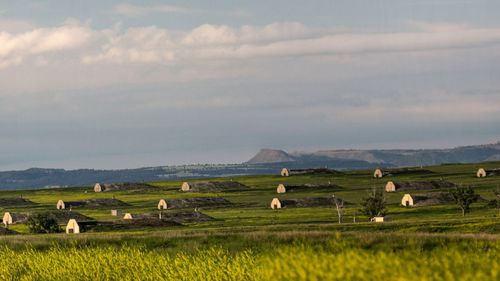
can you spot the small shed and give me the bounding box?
[476,168,486,178]
[276,184,286,194]
[56,200,65,210]
[66,219,80,234]
[111,210,118,216]
[281,168,290,177]
[373,169,383,178]
[401,194,414,206]
[94,183,103,192]
[373,216,385,222]
[385,181,397,192]
[181,182,191,191]
[2,212,12,226]
[123,213,133,220]
[158,199,168,210]
[270,198,282,209]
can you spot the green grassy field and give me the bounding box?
[0,162,499,280]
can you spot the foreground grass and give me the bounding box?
[0,232,498,281]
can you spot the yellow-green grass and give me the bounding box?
[0,232,497,281]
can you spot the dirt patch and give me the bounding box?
[183,181,249,192]
[281,197,338,208]
[285,184,341,192]
[66,198,128,208]
[167,197,232,209]
[0,197,36,207]
[394,180,456,191]
[100,183,157,192]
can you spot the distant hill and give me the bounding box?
[245,141,500,167]
[246,149,296,164]
[0,141,499,190]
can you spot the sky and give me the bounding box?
[1,0,500,170]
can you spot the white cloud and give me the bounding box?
[82,26,174,64]
[112,3,190,18]
[83,21,500,64]
[0,23,91,68]
[2,21,500,68]
[181,22,310,46]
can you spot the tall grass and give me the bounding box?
[0,237,497,281]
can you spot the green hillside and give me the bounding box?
[0,162,498,280]
[0,161,498,237]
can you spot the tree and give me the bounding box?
[332,195,345,224]
[449,186,479,216]
[27,213,61,234]
[360,186,386,220]
[488,186,500,215]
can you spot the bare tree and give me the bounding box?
[332,194,345,224]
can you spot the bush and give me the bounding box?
[360,187,386,219]
[27,213,61,234]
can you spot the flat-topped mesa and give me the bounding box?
[246,149,296,164]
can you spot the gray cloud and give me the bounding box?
[0,20,499,169]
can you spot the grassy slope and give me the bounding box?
[0,162,499,280]
[0,161,498,242]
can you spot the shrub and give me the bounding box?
[26,213,61,234]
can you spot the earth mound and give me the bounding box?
[182,181,249,192]
[285,184,341,192]
[412,193,456,206]
[290,168,343,175]
[43,211,93,223]
[0,197,36,206]
[138,212,215,223]
[167,197,232,209]
[100,183,157,192]
[386,168,434,175]
[281,197,340,208]
[395,180,456,191]
[67,198,128,208]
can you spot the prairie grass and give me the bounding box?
[0,234,497,281]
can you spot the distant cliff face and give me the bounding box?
[246,141,500,166]
[246,149,296,164]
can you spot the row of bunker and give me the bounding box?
[280,167,498,178]
[2,165,497,233]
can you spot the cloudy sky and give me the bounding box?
[1,0,500,170]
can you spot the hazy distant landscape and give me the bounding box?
[2,141,500,189]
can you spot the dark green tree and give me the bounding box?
[27,213,61,234]
[449,186,479,216]
[360,187,386,220]
[488,186,500,215]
